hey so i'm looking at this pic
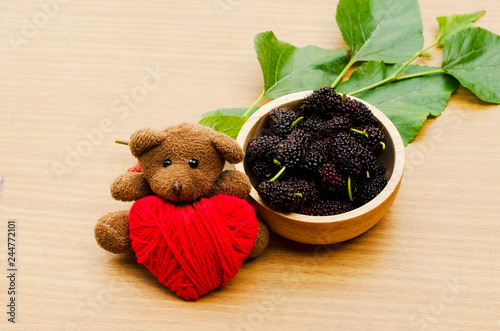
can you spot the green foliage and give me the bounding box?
[199,3,499,146]
[254,31,348,98]
[339,62,459,145]
[436,11,484,44]
[442,27,500,103]
[200,107,257,119]
[336,0,423,63]
[198,115,248,140]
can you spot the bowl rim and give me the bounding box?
[235,90,405,224]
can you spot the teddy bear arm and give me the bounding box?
[111,172,153,202]
[211,170,251,199]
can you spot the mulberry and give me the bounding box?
[320,116,351,135]
[257,178,318,211]
[245,87,389,216]
[269,107,297,137]
[352,175,388,205]
[251,159,276,180]
[275,129,309,168]
[246,136,280,161]
[298,200,355,216]
[319,163,347,195]
[352,125,385,154]
[298,87,342,116]
[341,97,375,124]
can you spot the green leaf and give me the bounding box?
[336,0,423,63]
[254,31,348,99]
[436,11,484,44]
[442,27,500,103]
[200,107,258,119]
[338,61,399,93]
[198,115,248,140]
[339,62,459,145]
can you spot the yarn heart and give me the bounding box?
[128,194,258,300]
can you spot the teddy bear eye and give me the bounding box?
[188,159,198,169]
[163,159,172,167]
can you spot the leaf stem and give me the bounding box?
[349,42,440,96]
[394,69,445,82]
[331,57,356,89]
[349,68,444,95]
[392,42,438,77]
[243,91,265,117]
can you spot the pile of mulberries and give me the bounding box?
[246,87,388,216]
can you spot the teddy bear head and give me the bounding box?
[128,123,244,203]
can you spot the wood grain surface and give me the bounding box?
[1,0,499,330]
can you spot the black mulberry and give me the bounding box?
[246,136,280,161]
[298,200,355,216]
[275,129,309,168]
[298,87,342,116]
[257,178,318,212]
[352,175,388,205]
[341,97,375,124]
[269,107,297,137]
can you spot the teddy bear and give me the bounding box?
[94,123,269,300]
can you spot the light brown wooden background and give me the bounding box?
[1,0,499,330]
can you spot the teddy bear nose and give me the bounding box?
[172,181,183,195]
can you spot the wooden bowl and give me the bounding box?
[236,91,405,245]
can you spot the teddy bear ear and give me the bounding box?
[210,130,244,164]
[129,128,165,158]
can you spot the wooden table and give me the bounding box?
[1,0,499,330]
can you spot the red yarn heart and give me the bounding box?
[128,194,258,300]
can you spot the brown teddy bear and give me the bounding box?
[94,123,269,300]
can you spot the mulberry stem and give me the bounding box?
[350,128,369,138]
[269,166,286,182]
[291,117,304,127]
[347,176,353,202]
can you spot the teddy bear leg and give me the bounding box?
[94,210,132,254]
[247,219,270,258]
